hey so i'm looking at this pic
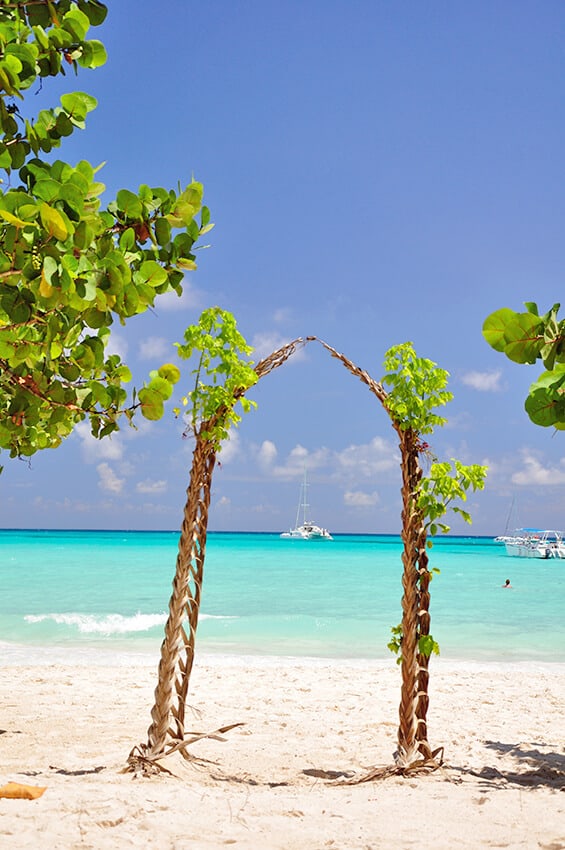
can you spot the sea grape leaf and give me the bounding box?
[39,202,68,241]
[158,363,181,384]
[482,308,538,357]
[116,189,143,220]
[136,260,168,288]
[77,40,107,69]
[148,375,174,400]
[138,387,164,421]
[501,313,543,364]
[77,0,108,26]
[525,366,565,428]
[60,91,97,122]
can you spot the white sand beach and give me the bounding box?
[0,653,564,849]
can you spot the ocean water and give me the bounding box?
[1,529,564,663]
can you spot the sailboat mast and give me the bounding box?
[294,485,302,529]
[294,467,310,527]
[504,495,516,533]
[302,467,310,525]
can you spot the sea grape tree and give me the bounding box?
[483,302,564,429]
[0,1,212,471]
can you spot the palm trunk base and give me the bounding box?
[125,721,245,777]
[336,747,444,784]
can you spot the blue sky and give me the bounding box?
[1,0,564,534]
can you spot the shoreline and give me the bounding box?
[1,654,564,848]
[2,640,565,670]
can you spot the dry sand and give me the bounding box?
[0,652,564,849]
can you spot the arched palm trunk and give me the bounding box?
[129,338,309,771]
[128,334,441,776]
[315,339,437,773]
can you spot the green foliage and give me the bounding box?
[387,624,403,664]
[175,307,258,449]
[381,342,453,433]
[138,364,181,422]
[387,624,440,665]
[418,460,488,540]
[483,302,564,429]
[418,633,440,658]
[381,342,487,662]
[0,3,212,462]
[381,343,487,543]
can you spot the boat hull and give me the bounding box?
[280,524,333,541]
[504,542,565,559]
[496,529,565,559]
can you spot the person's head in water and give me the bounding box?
[503,578,511,588]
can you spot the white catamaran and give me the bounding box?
[280,469,333,541]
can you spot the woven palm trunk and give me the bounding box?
[316,340,436,771]
[144,430,216,759]
[414,527,433,756]
[136,338,309,765]
[395,426,433,766]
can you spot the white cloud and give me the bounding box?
[76,423,123,462]
[273,444,331,478]
[136,479,167,494]
[343,490,380,507]
[216,495,231,507]
[219,430,241,464]
[97,462,125,494]
[461,370,503,392]
[258,440,277,469]
[154,283,202,312]
[334,436,399,480]
[138,336,171,360]
[265,436,398,484]
[511,451,565,486]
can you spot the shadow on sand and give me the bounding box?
[452,740,565,791]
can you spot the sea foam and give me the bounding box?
[25,612,168,634]
[24,611,235,635]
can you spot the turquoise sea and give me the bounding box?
[1,529,564,663]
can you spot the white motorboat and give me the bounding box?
[280,469,333,541]
[495,528,565,559]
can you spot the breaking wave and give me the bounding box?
[24,612,235,635]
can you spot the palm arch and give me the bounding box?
[128,334,480,779]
